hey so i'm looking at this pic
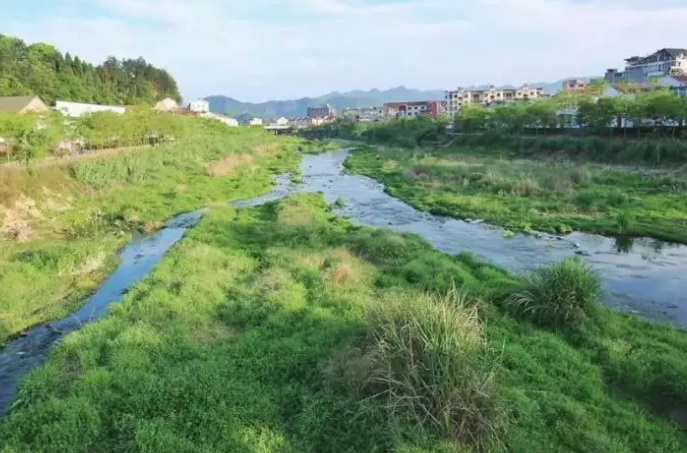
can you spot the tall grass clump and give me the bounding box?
[366,288,508,451]
[505,257,603,330]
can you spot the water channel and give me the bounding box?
[1,149,686,416]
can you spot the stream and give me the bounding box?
[1,149,686,416]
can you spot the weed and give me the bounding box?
[505,257,603,330]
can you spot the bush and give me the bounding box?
[505,257,603,330]
[366,287,508,451]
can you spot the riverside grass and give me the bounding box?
[2,193,687,452]
[0,126,302,345]
[344,145,687,244]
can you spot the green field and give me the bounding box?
[2,193,687,452]
[344,145,687,243]
[0,125,302,345]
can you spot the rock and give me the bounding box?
[472,219,484,224]
[19,331,28,338]
[465,218,473,223]
[534,233,543,240]
[17,352,25,358]
[667,304,679,309]
[388,221,392,225]
[573,242,581,248]
[575,250,589,256]
[556,236,564,241]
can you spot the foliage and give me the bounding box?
[2,194,687,452]
[0,33,180,105]
[504,257,603,330]
[367,288,508,450]
[345,146,687,243]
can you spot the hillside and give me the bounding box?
[0,34,181,105]
[206,86,445,118]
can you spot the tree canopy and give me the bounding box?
[0,34,181,105]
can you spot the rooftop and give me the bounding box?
[0,95,39,113]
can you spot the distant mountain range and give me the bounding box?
[205,78,595,119]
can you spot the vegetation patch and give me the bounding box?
[2,194,687,452]
[344,145,687,244]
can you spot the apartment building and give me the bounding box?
[605,48,687,84]
[306,103,335,119]
[341,106,385,123]
[444,85,546,116]
[384,101,441,119]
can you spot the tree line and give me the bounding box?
[454,86,687,138]
[0,109,233,163]
[0,34,181,105]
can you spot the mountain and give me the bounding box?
[0,33,181,105]
[205,86,445,118]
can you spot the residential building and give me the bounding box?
[306,104,335,119]
[341,106,385,123]
[55,100,125,118]
[444,85,546,116]
[605,48,687,84]
[276,117,289,126]
[249,117,263,126]
[562,79,589,91]
[188,99,210,113]
[154,98,179,112]
[384,101,441,119]
[0,95,49,114]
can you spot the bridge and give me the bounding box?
[264,124,295,135]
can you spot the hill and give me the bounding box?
[0,34,181,105]
[205,86,445,118]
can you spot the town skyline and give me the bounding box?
[5,0,687,102]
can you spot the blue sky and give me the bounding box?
[4,0,687,102]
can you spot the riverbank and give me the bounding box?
[0,127,302,346]
[343,145,687,244]
[2,192,687,452]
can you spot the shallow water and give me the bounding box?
[1,149,686,416]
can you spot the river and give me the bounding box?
[1,149,686,416]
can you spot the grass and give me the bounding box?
[2,193,687,452]
[344,145,687,244]
[0,127,302,345]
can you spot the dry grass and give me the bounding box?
[189,321,238,346]
[207,154,254,177]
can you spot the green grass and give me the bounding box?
[2,193,687,452]
[344,145,687,244]
[0,128,303,345]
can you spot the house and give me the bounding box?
[154,98,179,112]
[605,48,687,84]
[562,79,589,92]
[444,85,547,115]
[55,100,126,118]
[306,104,335,119]
[342,106,385,123]
[0,95,49,114]
[276,117,289,126]
[188,99,210,113]
[249,117,263,126]
[384,101,442,119]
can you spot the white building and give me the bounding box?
[201,112,239,127]
[249,117,263,126]
[188,99,210,113]
[55,101,126,118]
[276,117,289,125]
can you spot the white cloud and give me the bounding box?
[5,0,687,102]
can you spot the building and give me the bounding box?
[605,48,687,84]
[249,117,263,126]
[55,100,125,118]
[276,117,289,126]
[444,85,546,116]
[341,106,385,123]
[154,98,179,112]
[384,101,441,119]
[188,99,210,113]
[0,95,49,114]
[562,79,589,92]
[306,104,335,119]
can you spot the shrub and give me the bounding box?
[366,288,508,451]
[505,257,603,330]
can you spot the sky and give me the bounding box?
[4,0,687,103]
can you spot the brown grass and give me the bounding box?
[207,154,254,177]
[189,321,238,346]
